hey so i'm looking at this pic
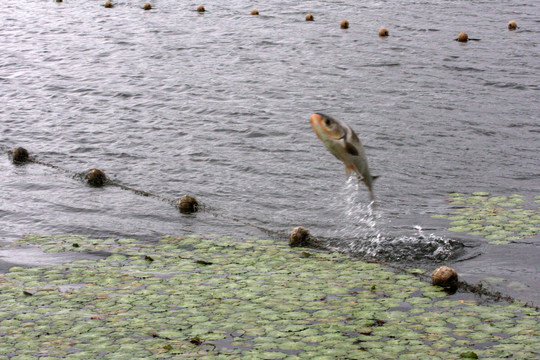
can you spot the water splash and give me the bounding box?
[329,177,382,249]
[358,226,464,262]
[325,178,463,262]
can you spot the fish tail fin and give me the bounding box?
[368,187,375,202]
[364,175,376,203]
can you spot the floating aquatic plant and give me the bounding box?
[434,193,539,244]
[0,234,538,358]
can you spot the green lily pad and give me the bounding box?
[472,192,489,197]
[437,193,539,244]
[459,351,479,358]
[448,226,473,232]
[0,234,538,359]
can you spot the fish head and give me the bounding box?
[310,113,345,141]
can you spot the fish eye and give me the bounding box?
[324,118,332,126]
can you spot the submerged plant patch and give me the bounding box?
[433,193,540,244]
[0,234,538,359]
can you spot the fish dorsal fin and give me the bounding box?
[344,141,359,156]
[350,129,360,143]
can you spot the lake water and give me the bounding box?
[1,1,539,305]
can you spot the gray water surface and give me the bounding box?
[1,1,539,304]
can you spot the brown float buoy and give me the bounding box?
[143,3,152,10]
[178,195,199,214]
[457,32,468,42]
[340,20,349,29]
[12,147,29,164]
[305,13,314,21]
[251,9,259,15]
[432,266,458,288]
[379,28,389,37]
[197,5,205,12]
[85,169,107,187]
[104,1,113,8]
[289,226,311,247]
[508,20,517,30]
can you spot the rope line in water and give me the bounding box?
[3,146,289,240]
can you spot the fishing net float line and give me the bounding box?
[4,146,288,239]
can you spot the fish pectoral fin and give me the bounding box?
[372,175,380,181]
[345,165,363,180]
[349,168,364,181]
[345,166,353,179]
[344,141,359,156]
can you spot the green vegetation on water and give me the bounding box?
[0,234,538,359]
[433,193,539,244]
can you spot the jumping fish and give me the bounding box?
[310,113,378,201]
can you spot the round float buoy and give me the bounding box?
[508,20,517,30]
[104,1,113,8]
[289,226,311,247]
[143,3,152,10]
[340,20,349,29]
[197,5,205,12]
[85,169,107,187]
[305,13,314,21]
[457,32,468,42]
[251,9,259,15]
[12,147,29,164]
[379,28,389,37]
[432,266,458,288]
[178,195,199,214]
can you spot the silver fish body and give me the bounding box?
[310,113,377,201]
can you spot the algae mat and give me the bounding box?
[0,235,538,359]
[433,193,540,245]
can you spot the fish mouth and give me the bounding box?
[310,113,323,126]
[310,113,325,140]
